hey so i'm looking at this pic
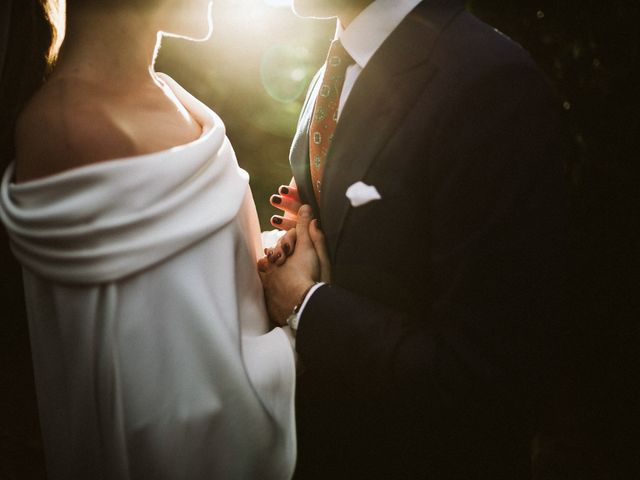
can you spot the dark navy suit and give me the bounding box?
[290,1,569,478]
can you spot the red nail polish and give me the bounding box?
[272,195,282,205]
[273,217,283,225]
[280,186,289,195]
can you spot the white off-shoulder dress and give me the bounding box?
[0,76,296,480]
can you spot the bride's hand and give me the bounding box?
[270,181,302,231]
[264,229,297,266]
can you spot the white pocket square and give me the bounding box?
[345,181,382,208]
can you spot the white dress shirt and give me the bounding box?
[295,0,423,327]
[336,0,424,118]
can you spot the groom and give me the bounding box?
[261,0,569,478]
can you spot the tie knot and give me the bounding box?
[326,40,354,70]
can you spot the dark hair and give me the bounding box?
[0,0,62,166]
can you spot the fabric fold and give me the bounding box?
[0,102,249,284]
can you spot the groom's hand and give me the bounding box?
[270,180,302,231]
[259,205,323,325]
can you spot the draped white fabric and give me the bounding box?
[0,76,296,479]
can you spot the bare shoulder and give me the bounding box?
[14,77,136,183]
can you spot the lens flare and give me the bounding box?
[261,44,313,103]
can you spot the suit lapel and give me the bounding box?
[320,0,466,257]
[290,68,325,216]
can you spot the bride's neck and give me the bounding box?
[54,9,162,89]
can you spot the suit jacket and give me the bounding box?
[290,1,569,478]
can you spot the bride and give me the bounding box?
[0,0,327,478]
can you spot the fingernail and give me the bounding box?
[283,244,290,255]
[315,219,322,231]
[272,217,283,225]
[280,186,289,195]
[276,252,282,260]
[271,195,282,205]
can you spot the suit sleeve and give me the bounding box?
[296,64,570,422]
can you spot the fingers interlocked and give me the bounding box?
[265,229,297,266]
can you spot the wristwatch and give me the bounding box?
[285,283,317,332]
[286,302,302,331]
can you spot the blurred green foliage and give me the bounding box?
[157,0,335,228]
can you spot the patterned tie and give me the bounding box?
[309,40,354,202]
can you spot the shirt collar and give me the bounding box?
[334,0,423,69]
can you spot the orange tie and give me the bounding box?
[309,40,354,203]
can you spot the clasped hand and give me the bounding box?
[258,185,331,326]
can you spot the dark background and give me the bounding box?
[1,0,639,478]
